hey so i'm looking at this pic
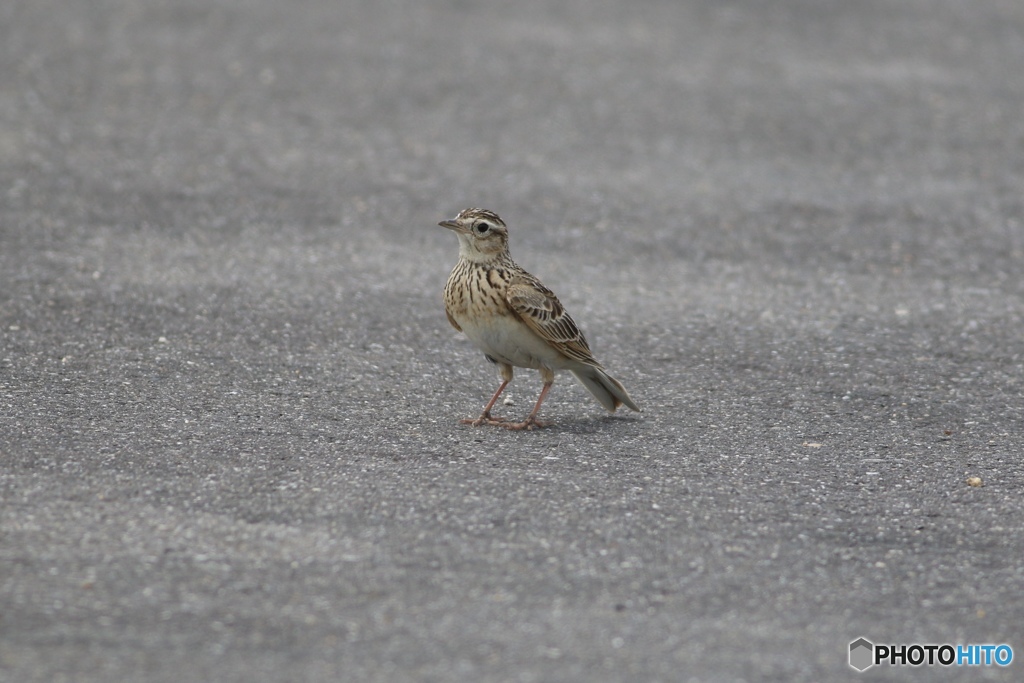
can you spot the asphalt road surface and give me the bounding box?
[2,1,1023,681]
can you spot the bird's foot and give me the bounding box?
[460,413,508,427]
[501,416,551,431]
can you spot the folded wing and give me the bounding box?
[505,274,597,366]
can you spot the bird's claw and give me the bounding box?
[460,413,508,427]
[459,413,550,429]
[500,417,550,431]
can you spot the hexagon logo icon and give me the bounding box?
[849,637,874,671]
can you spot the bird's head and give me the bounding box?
[439,208,509,262]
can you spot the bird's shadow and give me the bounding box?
[541,412,643,435]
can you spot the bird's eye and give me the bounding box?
[474,222,490,234]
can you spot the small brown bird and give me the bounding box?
[440,208,640,430]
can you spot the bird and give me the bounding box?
[439,207,640,430]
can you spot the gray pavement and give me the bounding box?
[2,0,1024,681]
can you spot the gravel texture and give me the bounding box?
[2,1,1023,681]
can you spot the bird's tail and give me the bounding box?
[570,364,641,413]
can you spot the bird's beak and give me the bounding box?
[438,219,466,233]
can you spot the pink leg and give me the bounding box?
[461,378,511,426]
[503,380,553,430]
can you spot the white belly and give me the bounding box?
[458,314,569,370]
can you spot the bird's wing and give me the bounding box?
[506,273,596,365]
